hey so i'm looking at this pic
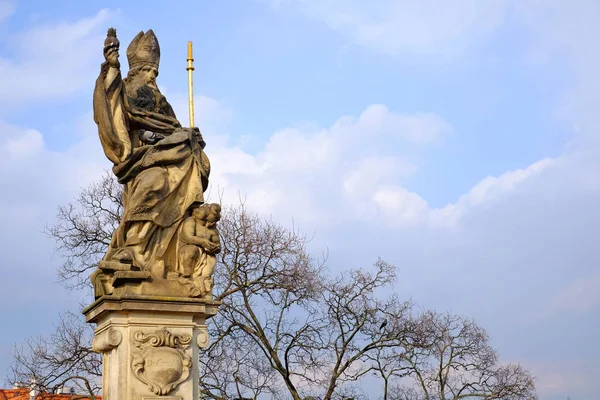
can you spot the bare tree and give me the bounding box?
[10,175,538,400]
[8,311,101,399]
[45,171,122,290]
[388,311,537,400]
[364,344,412,400]
[199,204,416,399]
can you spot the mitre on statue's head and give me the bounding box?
[127,30,160,69]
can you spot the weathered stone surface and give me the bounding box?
[84,296,216,400]
[99,260,136,271]
[85,27,221,400]
[89,27,220,300]
[177,203,221,298]
[83,295,219,323]
[112,270,152,286]
[131,328,192,395]
[92,327,122,353]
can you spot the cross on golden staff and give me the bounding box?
[186,41,195,128]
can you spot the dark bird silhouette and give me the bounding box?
[379,319,388,330]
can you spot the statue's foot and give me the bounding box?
[98,260,133,271]
[112,270,151,287]
[114,248,134,264]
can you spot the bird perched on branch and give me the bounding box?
[379,319,388,330]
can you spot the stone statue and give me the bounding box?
[90,28,219,299]
[178,203,221,299]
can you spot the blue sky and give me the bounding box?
[0,0,599,399]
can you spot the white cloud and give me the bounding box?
[204,104,451,227]
[0,8,116,108]
[550,272,600,314]
[526,359,598,398]
[3,129,44,159]
[513,1,600,145]
[356,105,452,144]
[354,157,553,229]
[431,158,554,227]
[343,156,416,195]
[343,156,418,220]
[269,0,510,56]
[372,186,429,225]
[263,127,334,171]
[197,102,556,232]
[461,158,553,206]
[162,90,233,135]
[272,0,600,147]
[0,115,108,341]
[0,119,107,209]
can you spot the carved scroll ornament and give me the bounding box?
[93,327,123,353]
[131,328,192,395]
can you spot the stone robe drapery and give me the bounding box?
[93,61,210,273]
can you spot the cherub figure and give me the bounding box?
[179,203,221,297]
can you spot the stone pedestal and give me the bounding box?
[83,295,218,400]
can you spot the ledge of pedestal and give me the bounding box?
[83,294,220,324]
[111,276,213,300]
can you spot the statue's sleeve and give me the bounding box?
[93,62,132,164]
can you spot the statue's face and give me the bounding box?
[140,64,158,87]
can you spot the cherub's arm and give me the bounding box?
[180,218,212,248]
[209,229,222,254]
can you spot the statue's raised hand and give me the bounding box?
[103,27,120,68]
[104,46,120,67]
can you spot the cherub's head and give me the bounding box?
[206,204,221,228]
[191,205,209,223]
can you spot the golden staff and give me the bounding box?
[186,41,195,127]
